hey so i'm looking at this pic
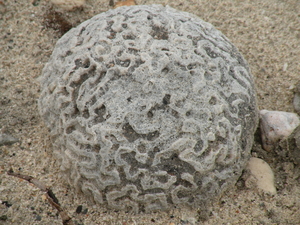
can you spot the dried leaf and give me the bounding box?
[114,0,136,8]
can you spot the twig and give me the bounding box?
[7,169,74,225]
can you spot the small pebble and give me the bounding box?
[76,205,83,214]
[260,110,300,151]
[35,215,42,221]
[279,125,300,164]
[246,157,276,194]
[27,138,32,145]
[0,134,19,147]
[282,62,288,71]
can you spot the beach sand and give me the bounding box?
[1,0,300,224]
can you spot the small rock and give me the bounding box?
[50,0,86,11]
[75,205,83,213]
[260,110,300,151]
[0,134,19,147]
[293,82,300,115]
[246,157,276,194]
[279,125,300,164]
[35,215,42,221]
[282,62,288,72]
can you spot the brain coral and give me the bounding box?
[39,5,259,213]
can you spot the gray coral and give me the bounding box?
[38,5,258,213]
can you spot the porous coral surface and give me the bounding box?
[38,5,258,213]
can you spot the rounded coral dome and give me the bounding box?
[39,5,258,213]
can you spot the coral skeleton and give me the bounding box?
[39,5,258,212]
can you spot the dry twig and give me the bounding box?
[7,169,74,225]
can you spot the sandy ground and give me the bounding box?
[1,0,300,224]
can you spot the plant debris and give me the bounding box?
[7,169,74,225]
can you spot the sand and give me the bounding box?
[1,0,300,224]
